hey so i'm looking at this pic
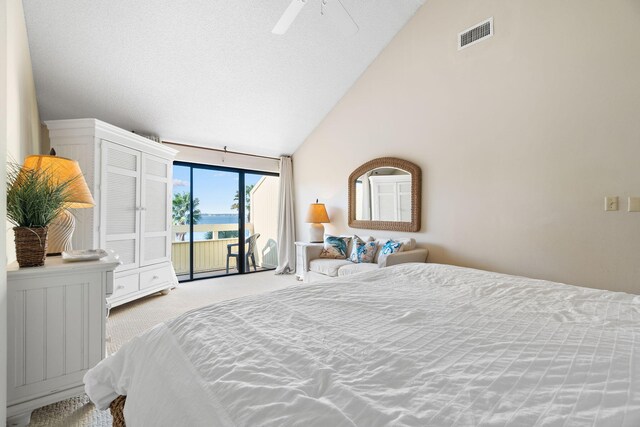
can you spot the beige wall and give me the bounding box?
[293,0,640,294]
[2,1,42,416]
[0,0,6,420]
[5,0,41,263]
[250,176,280,268]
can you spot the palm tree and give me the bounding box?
[230,184,254,222]
[172,192,201,241]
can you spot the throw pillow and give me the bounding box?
[319,235,351,259]
[349,235,377,263]
[377,239,404,265]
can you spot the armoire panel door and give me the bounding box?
[100,141,141,271]
[140,154,172,266]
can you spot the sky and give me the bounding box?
[172,165,263,214]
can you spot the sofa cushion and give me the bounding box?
[349,235,377,263]
[319,235,351,259]
[373,238,415,263]
[309,259,353,277]
[337,262,380,277]
[377,239,405,265]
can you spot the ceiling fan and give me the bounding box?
[272,0,359,36]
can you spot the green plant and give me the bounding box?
[172,192,201,241]
[172,192,202,226]
[231,184,254,221]
[6,162,76,228]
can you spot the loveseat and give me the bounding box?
[301,236,428,283]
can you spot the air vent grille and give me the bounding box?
[458,17,493,50]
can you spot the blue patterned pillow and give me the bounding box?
[349,235,377,263]
[319,235,351,259]
[377,239,404,265]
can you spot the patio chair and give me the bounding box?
[226,233,260,273]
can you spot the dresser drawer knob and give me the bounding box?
[116,285,125,290]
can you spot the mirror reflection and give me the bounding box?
[355,167,411,221]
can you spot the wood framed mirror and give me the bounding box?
[348,157,421,232]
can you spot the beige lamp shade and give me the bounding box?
[22,155,95,208]
[306,202,330,223]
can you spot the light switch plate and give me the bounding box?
[628,197,640,212]
[605,196,619,211]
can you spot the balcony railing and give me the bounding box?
[171,223,269,275]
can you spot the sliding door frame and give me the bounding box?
[174,161,279,282]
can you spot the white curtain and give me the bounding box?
[275,156,296,274]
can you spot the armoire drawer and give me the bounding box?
[111,273,139,299]
[140,264,172,290]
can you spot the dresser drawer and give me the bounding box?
[140,264,172,290]
[112,273,139,298]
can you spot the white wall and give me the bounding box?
[2,0,42,418]
[293,0,640,294]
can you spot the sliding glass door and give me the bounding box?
[171,162,278,282]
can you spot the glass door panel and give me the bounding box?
[171,163,279,282]
[171,165,191,281]
[245,173,279,272]
[192,168,240,279]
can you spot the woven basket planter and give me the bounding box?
[109,395,127,427]
[14,226,49,267]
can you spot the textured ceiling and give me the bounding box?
[23,0,424,156]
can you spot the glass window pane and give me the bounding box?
[192,168,240,279]
[171,165,191,281]
[245,173,279,271]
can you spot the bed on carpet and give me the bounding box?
[84,263,640,426]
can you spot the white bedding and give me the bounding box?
[84,263,640,426]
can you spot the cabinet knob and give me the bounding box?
[152,275,159,280]
[116,285,125,290]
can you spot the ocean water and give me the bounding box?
[199,214,239,224]
[180,214,244,241]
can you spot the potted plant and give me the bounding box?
[6,161,76,267]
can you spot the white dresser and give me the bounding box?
[46,119,179,307]
[6,256,120,426]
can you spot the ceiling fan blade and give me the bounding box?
[272,0,307,35]
[323,0,359,37]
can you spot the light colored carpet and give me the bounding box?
[28,271,299,427]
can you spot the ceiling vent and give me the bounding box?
[458,17,493,50]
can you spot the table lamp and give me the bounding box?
[305,199,329,243]
[22,149,95,255]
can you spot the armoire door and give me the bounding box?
[140,154,172,266]
[100,141,141,271]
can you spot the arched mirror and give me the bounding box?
[348,157,421,232]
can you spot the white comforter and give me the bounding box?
[84,264,640,426]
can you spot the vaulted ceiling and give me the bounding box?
[23,0,424,156]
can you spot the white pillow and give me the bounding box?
[349,235,377,263]
[376,239,405,265]
[319,235,351,259]
[373,238,414,263]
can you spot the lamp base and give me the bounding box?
[47,209,75,255]
[309,223,325,243]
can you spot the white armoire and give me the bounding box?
[46,119,179,307]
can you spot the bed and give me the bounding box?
[84,263,640,426]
